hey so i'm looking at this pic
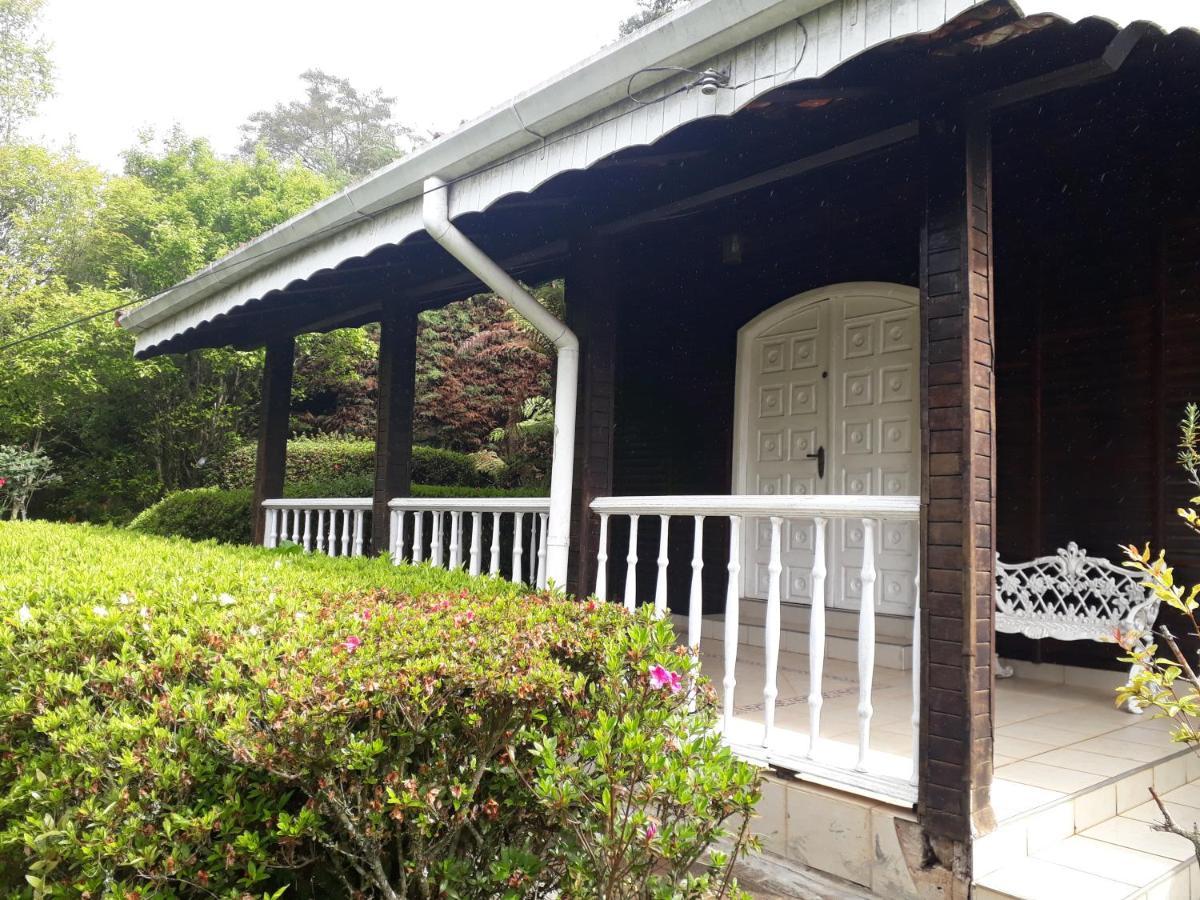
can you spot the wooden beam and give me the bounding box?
[372,303,417,556]
[251,338,294,545]
[565,235,618,597]
[917,110,997,850]
[976,21,1150,110]
[596,121,918,235]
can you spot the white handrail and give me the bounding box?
[263,498,372,509]
[590,494,919,520]
[589,492,921,805]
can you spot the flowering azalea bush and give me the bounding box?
[0,521,760,897]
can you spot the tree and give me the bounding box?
[0,132,340,521]
[0,141,101,290]
[0,0,52,141]
[239,69,419,184]
[618,0,688,37]
[414,295,551,452]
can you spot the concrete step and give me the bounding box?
[975,750,1199,899]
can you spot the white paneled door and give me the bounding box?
[734,283,919,615]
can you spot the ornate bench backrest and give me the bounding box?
[994,542,1159,643]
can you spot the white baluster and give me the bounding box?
[291,509,301,545]
[302,510,312,552]
[353,509,365,557]
[537,513,549,589]
[528,514,539,585]
[390,510,401,563]
[688,515,705,711]
[413,511,425,563]
[624,514,640,612]
[856,517,878,771]
[431,511,444,568]
[595,512,610,600]
[723,516,741,733]
[689,515,705,650]
[911,539,921,786]
[654,514,670,618]
[489,512,501,576]
[762,516,783,748]
[469,512,483,577]
[808,517,828,758]
[326,511,337,557]
[512,512,525,583]
[341,510,352,557]
[449,510,463,569]
[265,508,278,548]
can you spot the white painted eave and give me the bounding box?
[120,0,830,335]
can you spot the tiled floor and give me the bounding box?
[696,633,1182,813]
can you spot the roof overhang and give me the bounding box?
[120,0,1199,357]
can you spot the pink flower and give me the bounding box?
[649,664,683,694]
[340,635,362,653]
[645,822,658,841]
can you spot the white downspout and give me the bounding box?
[422,176,579,590]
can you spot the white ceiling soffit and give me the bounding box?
[123,0,1192,355]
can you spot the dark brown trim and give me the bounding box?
[372,303,417,556]
[596,122,918,236]
[918,109,997,848]
[251,338,294,545]
[565,236,617,596]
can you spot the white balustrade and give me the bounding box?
[388,498,551,586]
[261,499,371,558]
[589,493,921,805]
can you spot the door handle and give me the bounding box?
[806,446,825,479]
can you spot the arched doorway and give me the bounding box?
[732,282,919,615]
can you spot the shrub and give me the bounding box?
[131,483,548,545]
[0,445,62,520]
[129,486,255,544]
[0,522,760,897]
[217,438,485,489]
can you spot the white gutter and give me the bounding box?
[120,0,829,337]
[422,177,578,590]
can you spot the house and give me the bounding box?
[119,1,1200,896]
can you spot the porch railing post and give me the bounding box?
[856,517,878,771]
[722,515,741,733]
[807,516,828,757]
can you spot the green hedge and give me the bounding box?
[131,483,549,545]
[0,522,760,896]
[216,438,483,488]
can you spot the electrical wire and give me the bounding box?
[2,23,811,357]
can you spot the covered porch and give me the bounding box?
[120,1,1200,894]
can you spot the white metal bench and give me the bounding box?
[995,542,1159,712]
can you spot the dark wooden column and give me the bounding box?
[252,338,295,545]
[918,110,997,847]
[372,304,417,556]
[565,236,617,597]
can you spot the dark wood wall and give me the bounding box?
[602,147,921,609]
[992,73,1200,668]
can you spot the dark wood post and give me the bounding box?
[372,303,417,556]
[252,338,294,545]
[918,110,997,850]
[565,236,617,597]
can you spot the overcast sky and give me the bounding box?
[25,0,640,172]
[23,0,1198,173]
